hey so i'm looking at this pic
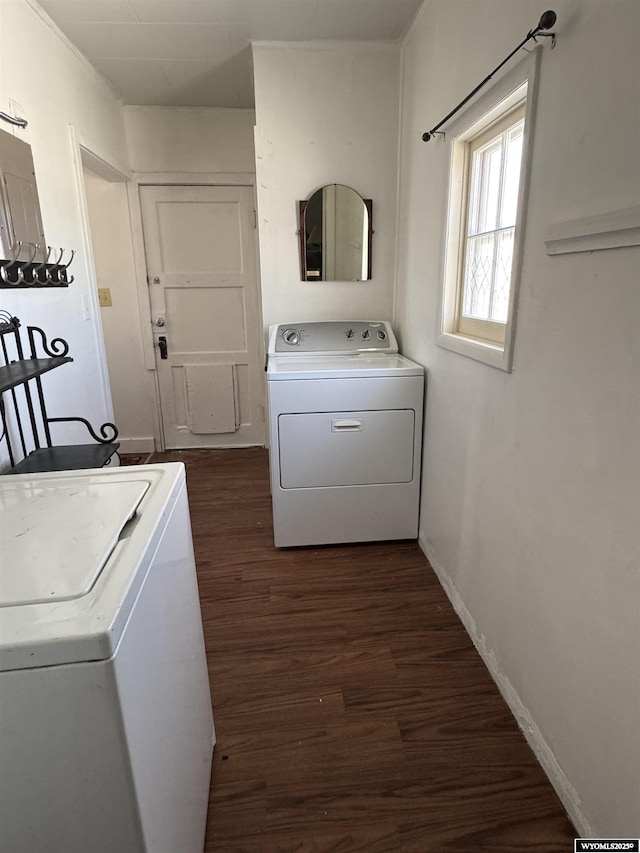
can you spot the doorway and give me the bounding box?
[82,158,156,455]
[139,184,265,449]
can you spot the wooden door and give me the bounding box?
[140,185,264,449]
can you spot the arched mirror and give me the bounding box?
[298,184,372,282]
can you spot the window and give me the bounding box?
[438,51,539,371]
[458,104,525,344]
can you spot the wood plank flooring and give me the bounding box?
[143,448,576,852]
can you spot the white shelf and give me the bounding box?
[544,205,640,255]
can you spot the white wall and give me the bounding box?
[252,42,400,329]
[83,168,155,453]
[124,107,256,176]
[0,0,130,461]
[396,0,640,837]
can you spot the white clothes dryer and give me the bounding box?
[0,463,214,853]
[267,321,424,547]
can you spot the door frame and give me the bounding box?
[128,171,264,452]
[68,126,128,429]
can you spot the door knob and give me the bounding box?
[158,336,168,359]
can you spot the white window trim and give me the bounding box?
[437,48,541,372]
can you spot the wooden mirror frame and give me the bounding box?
[298,190,373,282]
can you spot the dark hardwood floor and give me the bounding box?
[143,448,576,852]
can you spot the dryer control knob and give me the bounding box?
[345,329,355,339]
[362,329,371,340]
[377,330,387,340]
[282,328,300,346]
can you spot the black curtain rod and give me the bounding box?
[422,10,557,142]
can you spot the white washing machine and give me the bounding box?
[0,463,214,853]
[267,320,424,547]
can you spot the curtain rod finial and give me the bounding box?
[538,10,557,30]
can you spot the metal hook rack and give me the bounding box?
[0,111,28,129]
[0,241,75,288]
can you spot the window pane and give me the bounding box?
[457,103,526,342]
[500,122,524,227]
[491,228,514,323]
[473,142,502,235]
[462,233,495,320]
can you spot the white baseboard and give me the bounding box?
[116,437,155,455]
[418,531,594,838]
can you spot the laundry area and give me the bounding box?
[0,0,638,850]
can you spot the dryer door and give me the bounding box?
[278,409,415,488]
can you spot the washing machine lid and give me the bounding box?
[267,352,424,380]
[0,463,185,672]
[0,480,148,608]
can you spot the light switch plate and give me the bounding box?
[98,288,112,307]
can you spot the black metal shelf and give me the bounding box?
[0,311,119,474]
[0,356,73,394]
[10,444,119,474]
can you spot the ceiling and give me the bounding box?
[37,0,424,108]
